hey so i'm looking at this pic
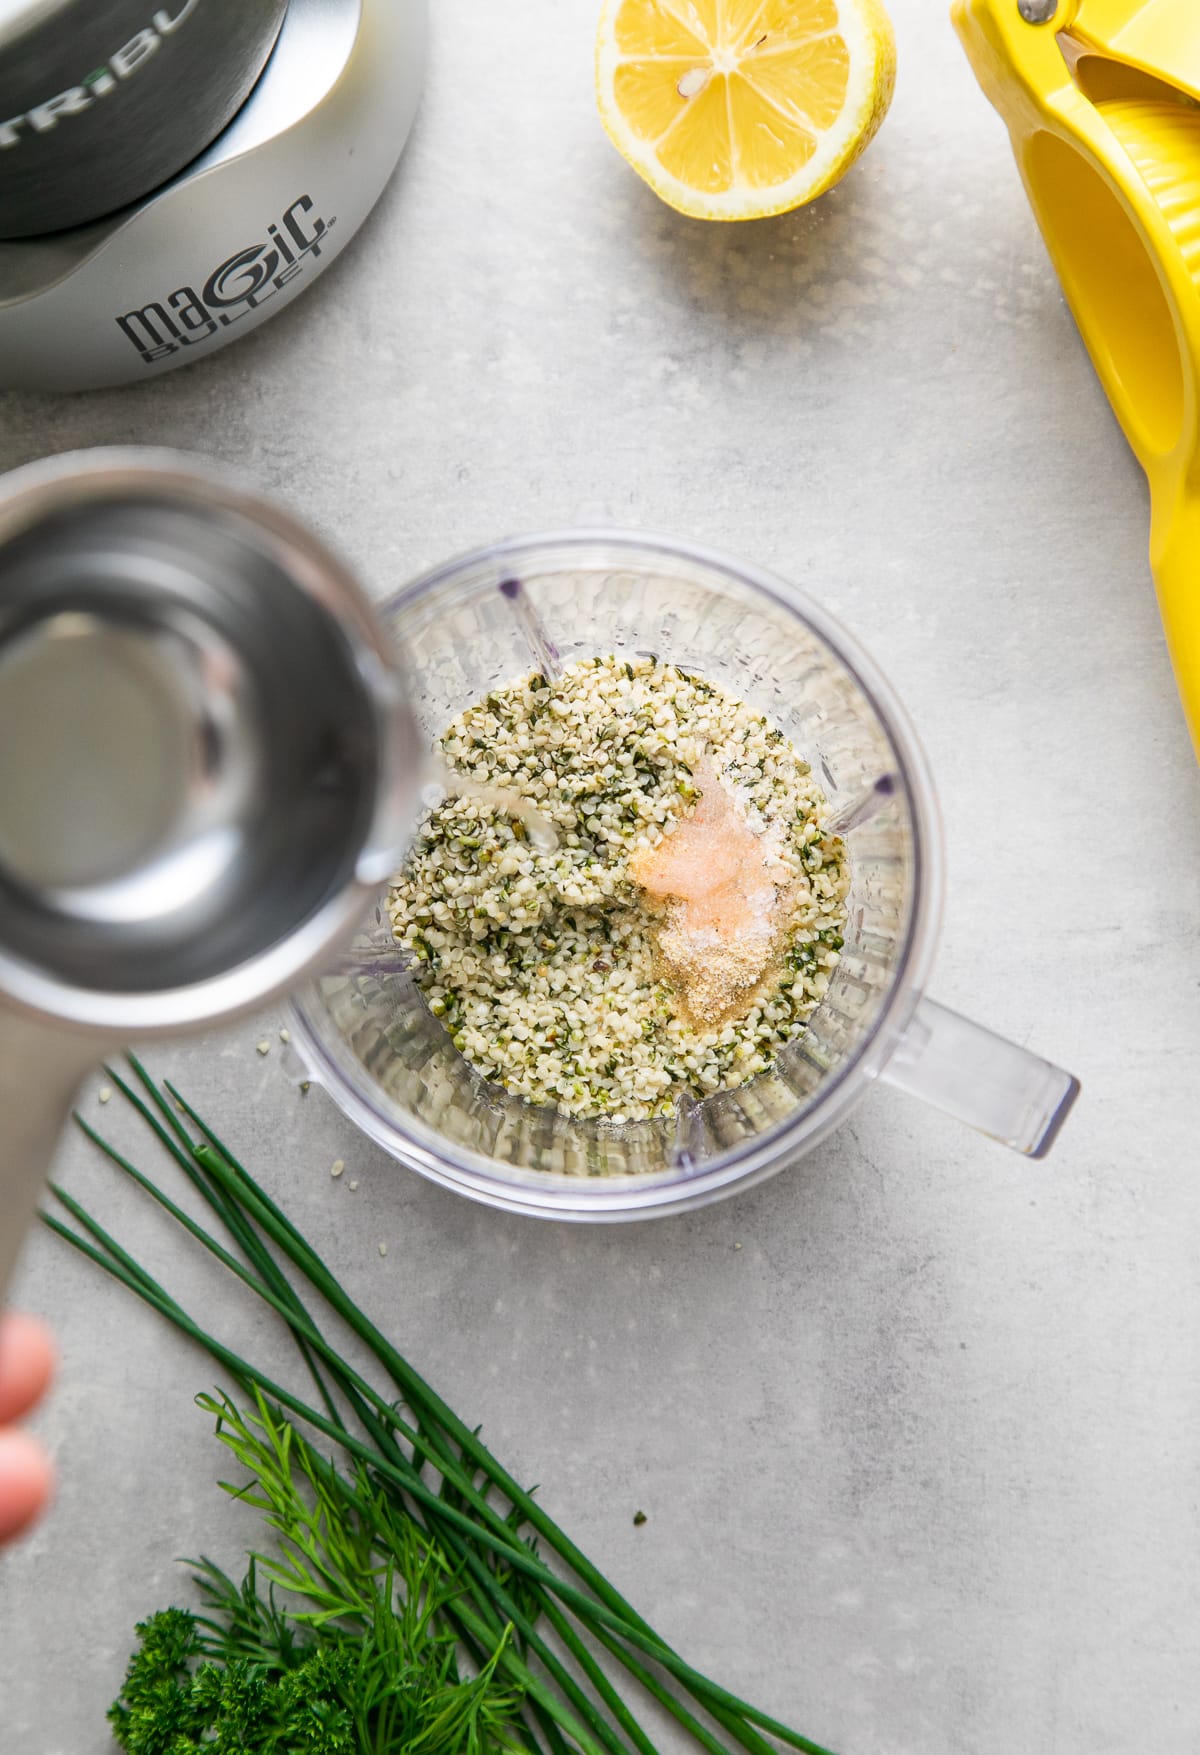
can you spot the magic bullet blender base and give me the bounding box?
[0,0,427,391]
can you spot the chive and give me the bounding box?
[48,1062,842,1752]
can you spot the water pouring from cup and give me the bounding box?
[0,448,422,1299]
[0,473,1081,1272]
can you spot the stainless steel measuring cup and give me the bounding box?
[0,448,420,1297]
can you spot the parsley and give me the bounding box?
[49,1059,838,1755]
[108,1401,524,1755]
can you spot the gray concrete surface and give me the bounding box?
[4,2,1200,1751]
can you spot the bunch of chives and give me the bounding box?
[45,1056,835,1755]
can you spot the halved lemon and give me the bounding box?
[596,0,896,220]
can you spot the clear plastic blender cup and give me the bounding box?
[291,532,1079,1220]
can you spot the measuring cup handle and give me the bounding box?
[0,1015,96,1303]
[880,996,1080,1159]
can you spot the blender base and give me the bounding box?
[0,0,427,392]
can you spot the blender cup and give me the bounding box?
[291,532,1079,1220]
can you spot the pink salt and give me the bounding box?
[630,760,789,1019]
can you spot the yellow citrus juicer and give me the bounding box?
[954,0,1200,759]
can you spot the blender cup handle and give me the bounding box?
[0,1014,97,1303]
[880,996,1080,1159]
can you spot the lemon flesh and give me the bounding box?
[596,0,896,220]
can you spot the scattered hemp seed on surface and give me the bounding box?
[299,1080,311,1096]
[633,1510,648,1527]
[388,654,847,1123]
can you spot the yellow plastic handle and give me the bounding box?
[1018,121,1194,472]
[954,0,1200,759]
[1152,489,1200,755]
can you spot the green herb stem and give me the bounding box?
[46,1059,836,1755]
